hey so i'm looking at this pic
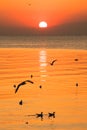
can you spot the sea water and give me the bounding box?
[0,36,87,130]
[0,36,87,49]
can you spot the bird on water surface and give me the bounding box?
[39,85,42,89]
[19,100,23,105]
[30,74,33,78]
[48,112,55,118]
[74,58,79,61]
[14,80,34,93]
[36,112,43,120]
[76,83,78,87]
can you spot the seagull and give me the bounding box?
[30,74,33,78]
[14,80,34,93]
[13,85,16,88]
[25,121,29,124]
[39,85,42,89]
[19,100,23,105]
[76,83,78,87]
[36,112,43,120]
[49,59,57,66]
[48,112,55,118]
[74,58,79,61]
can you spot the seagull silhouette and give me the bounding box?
[13,85,16,88]
[36,112,43,120]
[76,83,78,87]
[15,80,34,93]
[74,58,79,61]
[25,121,29,124]
[48,112,55,118]
[30,74,33,78]
[19,100,23,105]
[49,59,57,66]
[39,85,42,89]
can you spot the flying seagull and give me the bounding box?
[14,80,34,93]
[49,59,57,66]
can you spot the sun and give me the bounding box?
[39,21,48,28]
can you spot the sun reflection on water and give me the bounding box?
[39,50,47,82]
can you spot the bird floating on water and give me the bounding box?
[76,83,78,87]
[74,58,79,61]
[48,112,55,118]
[14,80,34,93]
[26,112,56,120]
[25,121,29,124]
[39,85,42,89]
[36,112,43,120]
[13,85,16,88]
[19,100,23,105]
[30,74,33,78]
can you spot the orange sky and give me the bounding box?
[0,0,87,29]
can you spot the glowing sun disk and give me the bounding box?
[39,21,47,28]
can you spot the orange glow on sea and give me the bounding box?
[0,48,87,130]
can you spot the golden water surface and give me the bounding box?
[0,48,87,130]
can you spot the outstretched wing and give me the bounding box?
[15,85,20,93]
[15,81,25,93]
[15,80,34,94]
[25,80,34,84]
[51,59,57,65]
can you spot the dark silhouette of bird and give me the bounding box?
[25,121,29,124]
[74,58,79,61]
[76,83,78,87]
[48,112,55,118]
[19,100,23,105]
[49,59,57,66]
[30,74,33,78]
[39,85,42,89]
[36,112,43,120]
[13,85,16,88]
[15,80,34,93]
